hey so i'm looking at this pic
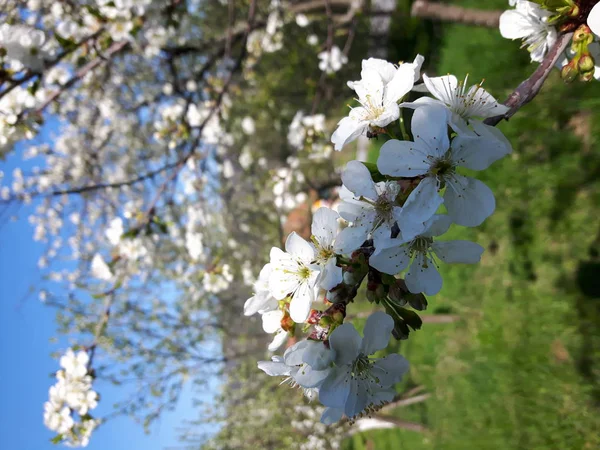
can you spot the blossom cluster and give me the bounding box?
[43,349,99,447]
[248,53,513,423]
[500,0,600,81]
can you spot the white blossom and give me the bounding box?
[370,215,484,295]
[377,105,509,230]
[499,1,557,63]
[268,232,321,323]
[318,46,347,74]
[331,55,424,150]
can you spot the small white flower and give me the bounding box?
[403,74,510,134]
[241,116,256,135]
[296,14,310,27]
[318,46,347,74]
[335,161,423,254]
[377,105,509,230]
[60,349,89,379]
[269,232,321,323]
[317,312,409,421]
[499,1,557,63]
[370,215,484,295]
[307,34,319,46]
[91,254,113,281]
[311,207,343,290]
[332,55,424,150]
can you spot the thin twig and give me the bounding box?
[484,32,574,126]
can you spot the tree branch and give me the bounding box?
[411,0,502,28]
[484,32,574,126]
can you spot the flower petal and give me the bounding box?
[294,364,331,388]
[311,207,339,248]
[377,139,432,178]
[257,359,290,377]
[432,240,484,264]
[589,3,600,38]
[268,331,288,352]
[289,281,315,323]
[303,341,334,370]
[262,310,284,333]
[342,161,378,199]
[369,243,411,275]
[361,312,394,355]
[444,175,495,227]
[452,121,512,170]
[321,407,344,425]
[329,323,362,366]
[411,104,450,157]
[320,257,343,290]
[319,366,351,409]
[285,232,315,260]
[405,254,443,296]
[333,225,370,254]
[423,74,458,105]
[420,214,452,238]
[396,177,443,240]
[331,116,367,151]
[371,354,410,387]
[345,379,369,418]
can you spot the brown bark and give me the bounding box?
[411,0,503,28]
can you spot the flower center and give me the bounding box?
[410,236,433,255]
[359,94,385,121]
[297,265,312,280]
[351,354,375,380]
[429,156,455,178]
[316,246,334,264]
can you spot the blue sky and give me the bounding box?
[0,157,207,450]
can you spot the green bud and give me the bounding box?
[580,71,594,82]
[578,54,595,73]
[561,61,579,83]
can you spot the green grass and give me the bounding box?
[343,1,600,448]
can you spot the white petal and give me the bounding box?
[444,175,495,227]
[302,341,334,370]
[257,359,290,377]
[369,243,411,275]
[337,197,374,222]
[319,367,351,409]
[321,407,344,425]
[269,265,300,300]
[361,312,394,355]
[331,115,367,151]
[345,379,369,418]
[589,3,600,38]
[268,331,288,352]
[377,139,432,177]
[311,207,339,248]
[289,282,315,323]
[405,254,443,296]
[396,177,443,240]
[421,214,452,238]
[329,323,362,366]
[320,258,343,290]
[262,310,284,333]
[371,102,400,128]
[333,225,369,254]
[463,85,509,119]
[285,232,315,261]
[342,161,378,199]
[243,291,277,316]
[451,134,509,171]
[499,9,535,40]
[384,62,417,104]
[294,363,331,388]
[355,68,385,105]
[411,104,450,157]
[284,340,312,366]
[432,240,484,264]
[371,354,410,386]
[423,74,458,105]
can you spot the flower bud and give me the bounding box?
[579,71,594,82]
[578,54,595,73]
[561,60,579,83]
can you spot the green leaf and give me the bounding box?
[382,297,422,340]
[50,435,64,444]
[122,228,140,239]
[54,33,78,52]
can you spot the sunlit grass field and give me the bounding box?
[343,1,600,448]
